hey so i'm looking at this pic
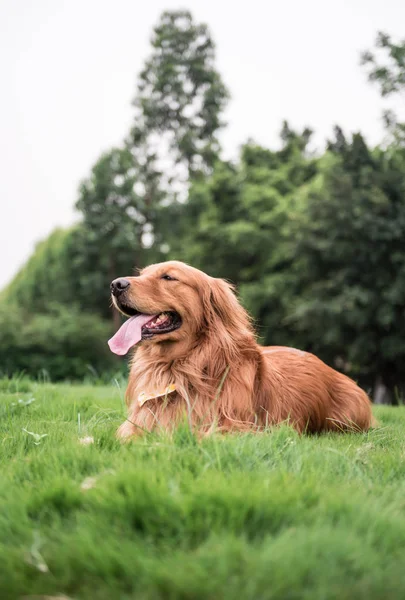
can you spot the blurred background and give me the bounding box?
[1,0,404,402]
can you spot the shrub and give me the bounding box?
[0,303,119,381]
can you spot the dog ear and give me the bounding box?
[207,278,237,324]
[204,277,249,331]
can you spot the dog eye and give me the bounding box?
[161,274,177,281]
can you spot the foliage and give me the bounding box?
[170,124,318,346]
[361,31,405,98]
[2,17,405,396]
[291,130,405,395]
[74,148,147,322]
[361,31,405,140]
[130,9,229,183]
[70,10,230,327]
[0,304,117,381]
[1,228,77,314]
[0,381,403,598]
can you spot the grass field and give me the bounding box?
[1,378,405,599]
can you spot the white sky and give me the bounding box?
[1,0,404,289]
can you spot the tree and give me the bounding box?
[125,10,230,262]
[171,125,318,347]
[73,10,230,321]
[0,228,78,314]
[74,148,146,325]
[2,150,147,326]
[361,32,405,140]
[361,32,405,97]
[0,302,117,381]
[3,11,230,328]
[291,129,405,402]
[129,10,229,188]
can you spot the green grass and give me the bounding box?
[1,380,405,599]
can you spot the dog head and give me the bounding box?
[108,261,250,355]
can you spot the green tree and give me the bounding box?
[0,303,116,381]
[1,228,78,313]
[291,129,405,402]
[171,125,318,347]
[73,10,230,320]
[127,10,230,258]
[130,10,229,184]
[6,7,235,329]
[362,32,405,97]
[361,31,405,140]
[74,148,146,325]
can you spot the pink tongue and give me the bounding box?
[108,314,156,356]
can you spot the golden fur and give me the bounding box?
[114,261,373,438]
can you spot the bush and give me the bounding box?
[0,304,119,381]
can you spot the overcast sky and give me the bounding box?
[1,0,404,289]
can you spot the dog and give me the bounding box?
[108,261,373,438]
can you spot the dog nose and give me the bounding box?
[110,278,130,296]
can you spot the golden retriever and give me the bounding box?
[108,261,373,438]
